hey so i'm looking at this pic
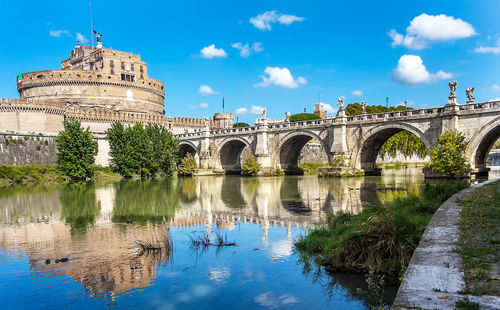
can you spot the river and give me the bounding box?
[0,168,476,309]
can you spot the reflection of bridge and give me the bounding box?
[177,93,500,175]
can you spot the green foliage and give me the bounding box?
[60,182,100,233]
[107,122,178,178]
[289,113,321,122]
[430,130,469,177]
[492,139,500,149]
[112,178,180,225]
[177,153,198,176]
[379,131,428,160]
[345,102,411,116]
[241,154,261,176]
[298,162,324,175]
[295,180,469,282]
[56,120,98,181]
[455,298,480,310]
[0,165,63,185]
[233,122,250,128]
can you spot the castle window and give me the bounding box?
[121,62,125,70]
[110,60,114,68]
[121,73,135,82]
[140,73,144,79]
[111,69,115,75]
[131,64,134,71]
[140,66,143,73]
[37,74,46,79]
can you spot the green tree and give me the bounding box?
[55,120,98,181]
[345,103,410,116]
[379,131,428,160]
[289,113,321,122]
[233,122,250,128]
[241,154,261,176]
[430,130,469,177]
[178,153,198,176]
[107,122,178,178]
[146,124,178,176]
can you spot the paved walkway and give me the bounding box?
[393,178,500,310]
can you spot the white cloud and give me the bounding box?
[491,84,500,92]
[231,42,264,58]
[255,66,307,88]
[49,30,71,38]
[199,85,219,95]
[200,44,227,59]
[249,10,304,31]
[76,32,88,44]
[352,90,363,97]
[488,98,500,102]
[199,102,209,108]
[323,103,337,114]
[389,14,477,50]
[250,105,265,115]
[475,38,500,54]
[235,107,248,115]
[392,55,452,85]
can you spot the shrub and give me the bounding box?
[233,122,250,128]
[178,154,197,176]
[289,113,321,122]
[241,154,261,176]
[56,120,98,181]
[430,130,469,177]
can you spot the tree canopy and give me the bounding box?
[55,120,98,181]
[289,113,321,122]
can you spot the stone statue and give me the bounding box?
[93,30,103,43]
[285,111,290,122]
[261,108,267,119]
[466,86,475,102]
[361,101,367,114]
[203,116,209,128]
[449,81,458,97]
[338,96,345,110]
[184,125,188,134]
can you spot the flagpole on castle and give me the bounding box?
[90,0,94,47]
[222,97,225,113]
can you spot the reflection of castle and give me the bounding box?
[0,170,423,301]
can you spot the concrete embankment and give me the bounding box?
[393,178,500,310]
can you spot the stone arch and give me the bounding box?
[466,116,500,174]
[216,137,252,173]
[178,141,199,165]
[354,123,431,173]
[275,130,330,172]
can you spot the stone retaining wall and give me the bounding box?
[392,178,500,310]
[0,132,57,166]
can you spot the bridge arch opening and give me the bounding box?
[471,123,500,175]
[218,139,250,174]
[358,128,429,174]
[277,132,329,174]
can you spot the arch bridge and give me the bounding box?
[177,97,500,176]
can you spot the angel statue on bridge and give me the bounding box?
[449,80,458,97]
[361,101,367,114]
[338,96,345,111]
[93,30,103,43]
[466,86,475,103]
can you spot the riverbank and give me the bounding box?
[294,180,469,285]
[0,165,121,187]
[392,178,500,310]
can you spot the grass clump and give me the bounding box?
[456,180,500,296]
[189,230,236,249]
[298,162,325,175]
[294,180,469,283]
[455,298,480,310]
[241,154,261,176]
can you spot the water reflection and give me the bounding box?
[0,168,426,309]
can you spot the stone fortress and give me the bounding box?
[0,39,234,165]
[1,41,233,135]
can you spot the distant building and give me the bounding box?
[314,102,325,118]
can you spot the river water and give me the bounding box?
[0,168,455,309]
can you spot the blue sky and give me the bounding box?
[0,0,499,123]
